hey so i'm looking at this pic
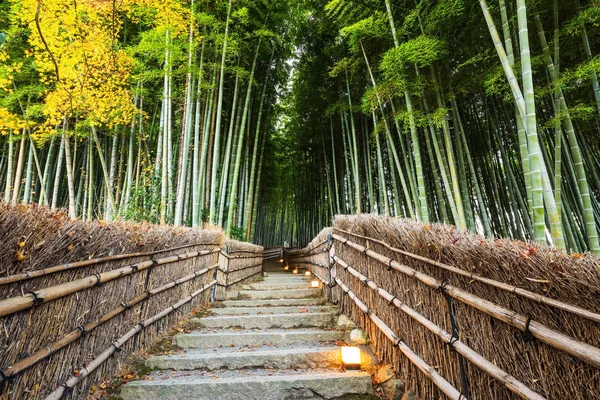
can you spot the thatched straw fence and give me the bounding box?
[263,247,283,261]
[0,204,264,399]
[287,215,600,400]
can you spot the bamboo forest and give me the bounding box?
[2,0,600,253]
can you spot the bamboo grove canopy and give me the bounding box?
[2,0,600,253]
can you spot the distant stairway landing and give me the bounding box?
[120,271,376,400]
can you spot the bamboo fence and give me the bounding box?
[289,215,600,399]
[0,205,264,400]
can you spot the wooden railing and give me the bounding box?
[0,240,264,400]
[263,247,283,260]
[287,225,600,400]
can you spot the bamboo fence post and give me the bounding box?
[333,277,463,400]
[0,264,218,381]
[332,234,600,369]
[0,249,219,318]
[44,280,217,400]
[332,254,546,400]
[0,243,217,286]
[334,228,600,324]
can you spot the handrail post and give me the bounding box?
[213,245,230,301]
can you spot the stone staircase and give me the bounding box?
[120,271,376,399]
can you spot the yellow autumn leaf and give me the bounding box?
[16,251,26,261]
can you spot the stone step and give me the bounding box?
[146,346,343,371]
[192,312,337,329]
[174,328,347,348]
[210,305,335,315]
[221,298,328,307]
[261,276,310,281]
[227,288,322,300]
[242,282,312,290]
[121,370,374,400]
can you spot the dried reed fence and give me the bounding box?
[263,247,283,261]
[288,215,600,400]
[0,204,264,400]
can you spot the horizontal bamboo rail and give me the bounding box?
[0,242,218,286]
[220,251,264,260]
[333,255,545,400]
[0,263,219,382]
[334,277,463,400]
[334,228,600,324]
[44,280,218,400]
[286,240,329,259]
[332,234,600,369]
[263,247,283,260]
[0,248,220,318]
[220,269,264,287]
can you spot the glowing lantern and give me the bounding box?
[341,346,361,370]
[311,280,320,288]
[293,269,298,274]
[284,265,289,270]
[304,271,311,276]
[279,258,284,263]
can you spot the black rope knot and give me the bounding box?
[111,343,122,353]
[388,296,397,305]
[94,273,102,286]
[0,369,9,384]
[439,279,450,294]
[137,322,146,331]
[522,316,535,342]
[361,248,368,256]
[76,325,86,336]
[387,259,394,271]
[130,264,139,272]
[151,256,159,266]
[61,382,73,394]
[120,301,131,310]
[442,335,460,353]
[360,278,369,286]
[28,291,44,305]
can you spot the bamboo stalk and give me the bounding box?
[334,277,463,400]
[332,234,600,369]
[0,249,219,318]
[1,264,218,381]
[0,243,219,285]
[333,255,546,400]
[334,228,600,324]
[44,280,218,400]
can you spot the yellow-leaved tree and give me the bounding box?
[11,0,138,136]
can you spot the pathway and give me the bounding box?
[120,261,376,399]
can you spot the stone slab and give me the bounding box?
[210,305,335,315]
[242,282,312,290]
[227,288,322,300]
[221,298,328,307]
[146,346,343,370]
[173,328,347,348]
[121,370,374,400]
[191,312,337,329]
